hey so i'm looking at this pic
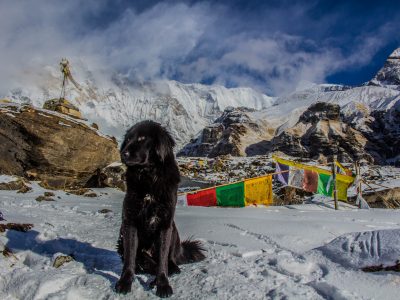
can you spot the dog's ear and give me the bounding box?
[155,128,175,162]
[121,126,135,152]
[120,134,129,153]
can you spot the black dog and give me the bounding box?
[115,120,205,297]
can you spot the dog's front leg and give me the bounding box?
[115,224,138,294]
[155,226,173,298]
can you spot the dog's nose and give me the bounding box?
[122,151,130,161]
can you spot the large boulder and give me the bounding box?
[0,103,120,189]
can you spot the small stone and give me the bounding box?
[53,255,74,268]
[98,209,112,214]
[35,195,55,202]
[17,185,32,193]
[84,192,97,198]
[2,246,13,258]
[0,223,33,232]
[44,192,55,197]
[65,188,89,195]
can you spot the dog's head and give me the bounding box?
[120,120,175,167]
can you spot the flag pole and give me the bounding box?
[332,155,338,210]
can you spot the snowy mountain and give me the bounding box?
[2,62,274,147]
[181,47,400,164]
[3,48,400,162]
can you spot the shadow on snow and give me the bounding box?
[6,229,124,285]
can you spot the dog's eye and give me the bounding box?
[137,136,146,142]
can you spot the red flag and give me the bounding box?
[187,188,217,206]
[303,169,318,193]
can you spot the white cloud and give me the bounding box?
[0,0,398,96]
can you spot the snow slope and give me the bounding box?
[1,183,400,299]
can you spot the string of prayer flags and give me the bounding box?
[273,155,354,202]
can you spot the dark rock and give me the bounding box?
[179,107,267,157]
[17,185,32,193]
[64,188,89,195]
[84,192,97,197]
[350,187,400,209]
[0,223,33,232]
[272,102,373,163]
[0,177,28,190]
[85,163,126,191]
[36,195,55,202]
[299,102,341,123]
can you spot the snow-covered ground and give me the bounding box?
[1,183,400,299]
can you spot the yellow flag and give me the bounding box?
[336,179,350,201]
[244,175,273,206]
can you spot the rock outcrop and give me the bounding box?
[178,107,273,157]
[271,102,372,163]
[0,103,119,189]
[43,98,83,120]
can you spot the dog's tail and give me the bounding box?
[177,238,206,264]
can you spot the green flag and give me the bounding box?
[216,182,245,207]
[317,173,333,196]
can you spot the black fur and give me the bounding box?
[115,120,205,297]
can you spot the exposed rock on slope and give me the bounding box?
[271,102,372,163]
[179,102,373,162]
[357,103,400,164]
[0,103,119,188]
[178,107,274,157]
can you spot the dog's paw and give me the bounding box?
[115,279,132,294]
[156,284,173,298]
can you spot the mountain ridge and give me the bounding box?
[2,47,400,164]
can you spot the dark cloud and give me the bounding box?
[0,0,399,96]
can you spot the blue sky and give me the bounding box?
[0,0,399,96]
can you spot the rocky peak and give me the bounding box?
[369,47,400,87]
[272,102,372,163]
[214,106,256,127]
[298,102,341,124]
[178,107,269,157]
